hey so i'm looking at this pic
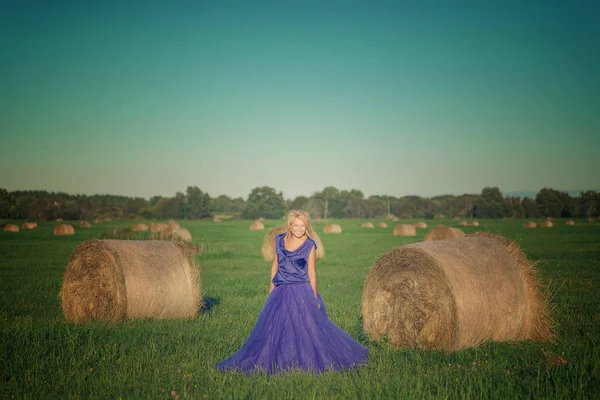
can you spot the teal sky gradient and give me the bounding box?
[1,1,598,199]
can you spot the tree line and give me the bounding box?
[0,186,598,221]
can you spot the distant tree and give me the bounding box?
[478,187,509,218]
[0,188,14,218]
[162,192,185,219]
[312,186,341,220]
[242,186,285,219]
[288,196,309,211]
[365,197,387,218]
[521,197,539,218]
[579,191,598,218]
[183,186,211,219]
[535,188,564,218]
[124,197,148,217]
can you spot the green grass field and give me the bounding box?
[1,219,599,399]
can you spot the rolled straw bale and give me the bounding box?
[249,221,265,230]
[56,218,63,222]
[94,219,103,224]
[323,224,342,234]
[22,222,37,229]
[388,215,399,221]
[361,222,374,228]
[459,221,468,226]
[362,233,553,351]
[60,239,200,323]
[376,222,388,228]
[393,224,416,237]
[54,225,75,236]
[213,216,222,222]
[470,221,480,227]
[132,223,148,232]
[150,223,169,233]
[168,219,180,229]
[261,226,325,261]
[565,220,575,226]
[424,226,464,241]
[540,221,553,228]
[412,222,427,229]
[173,227,192,242]
[523,221,537,228]
[4,224,19,232]
[80,221,92,228]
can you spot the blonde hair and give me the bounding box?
[286,210,315,240]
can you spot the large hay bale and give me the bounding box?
[249,221,265,230]
[60,239,200,323]
[54,225,75,236]
[168,219,180,229]
[470,221,480,227]
[4,224,19,232]
[540,221,553,228]
[132,223,148,232]
[412,222,427,229]
[80,221,92,228]
[261,226,325,261]
[323,224,342,234]
[393,224,416,237]
[523,221,537,228]
[362,233,553,351]
[361,222,374,228]
[459,221,468,226]
[22,222,37,229]
[565,220,575,226]
[424,226,464,241]
[150,223,169,233]
[173,227,192,242]
[376,222,388,228]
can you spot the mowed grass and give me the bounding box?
[1,218,599,399]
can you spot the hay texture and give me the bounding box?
[249,221,265,230]
[172,228,192,242]
[565,220,575,226]
[376,222,388,228]
[22,222,37,230]
[459,221,468,226]
[362,233,553,351]
[412,222,427,229]
[54,225,75,236]
[132,223,148,232]
[361,222,374,228]
[323,224,342,234]
[80,221,92,228]
[470,221,480,226]
[4,224,19,232]
[393,224,416,237]
[424,226,464,241]
[60,239,200,323]
[540,221,553,228]
[261,226,325,261]
[524,221,537,228]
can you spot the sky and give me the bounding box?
[1,1,599,200]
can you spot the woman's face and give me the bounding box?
[290,218,306,238]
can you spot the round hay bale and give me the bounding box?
[540,221,553,228]
[22,222,37,229]
[362,234,553,351]
[173,227,192,242]
[361,222,374,228]
[168,219,180,229]
[60,239,200,323]
[459,221,468,226]
[249,221,265,230]
[323,224,342,234]
[424,226,464,241]
[565,220,575,226]
[54,225,75,236]
[150,223,169,233]
[470,221,480,227]
[412,222,427,229]
[4,224,19,232]
[523,221,537,228]
[132,223,148,232]
[213,216,222,222]
[261,226,325,261]
[80,221,92,228]
[56,218,63,222]
[94,219,103,224]
[388,215,399,221]
[376,222,388,228]
[393,224,417,237]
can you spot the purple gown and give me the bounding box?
[215,233,368,374]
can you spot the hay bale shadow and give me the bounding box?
[199,296,220,314]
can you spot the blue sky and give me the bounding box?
[1,1,598,200]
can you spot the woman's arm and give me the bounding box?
[269,252,278,294]
[307,246,317,299]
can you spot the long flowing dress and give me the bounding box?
[215,233,368,374]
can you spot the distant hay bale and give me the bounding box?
[362,233,553,351]
[376,222,388,228]
[80,221,91,228]
[424,226,464,241]
[361,222,374,228]
[94,219,103,224]
[523,221,537,228]
[459,221,468,226]
[261,226,325,261]
[173,227,192,242]
[249,221,265,230]
[4,224,19,232]
[565,220,575,226]
[22,222,37,230]
[132,223,148,232]
[470,221,480,227]
[213,216,222,222]
[60,239,200,323]
[393,224,417,237]
[412,222,427,229]
[323,224,342,234]
[150,223,169,233]
[56,218,63,222]
[54,225,75,236]
[588,217,595,223]
[540,221,553,228]
[168,219,180,229]
[388,215,399,221]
